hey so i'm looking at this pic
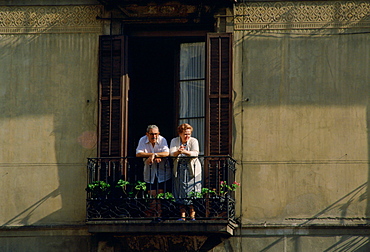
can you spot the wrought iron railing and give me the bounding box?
[86,156,237,221]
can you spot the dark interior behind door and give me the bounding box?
[127,37,176,156]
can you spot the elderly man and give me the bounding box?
[136,125,171,196]
[136,125,170,219]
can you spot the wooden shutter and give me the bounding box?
[98,36,128,157]
[205,33,232,156]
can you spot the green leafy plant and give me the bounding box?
[133,181,147,198]
[115,179,130,196]
[220,181,240,196]
[201,187,217,197]
[188,191,203,198]
[85,181,111,198]
[187,183,240,199]
[156,192,175,201]
[116,179,130,187]
[86,180,151,199]
[134,181,146,191]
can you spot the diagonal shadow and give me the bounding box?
[2,188,60,226]
[259,237,285,252]
[290,182,368,226]
[323,236,369,252]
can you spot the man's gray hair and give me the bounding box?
[146,125,159,132]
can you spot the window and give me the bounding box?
[179,42,205,154]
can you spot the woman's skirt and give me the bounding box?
[173,159,201,205]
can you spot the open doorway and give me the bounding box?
[127,37,177,156]
[127,36,206,157]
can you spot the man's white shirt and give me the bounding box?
[136,135,170,184]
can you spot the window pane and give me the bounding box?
[180,42,205,80]
[179,80,205,118]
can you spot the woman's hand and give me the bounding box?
[178,144,185,153]
[177,145,189,156]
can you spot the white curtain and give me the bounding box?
[179,42,205,154]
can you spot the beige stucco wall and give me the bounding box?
[1,1,370,251]
[233,1,370,226]
[0,5,102,226]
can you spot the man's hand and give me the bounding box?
[145,153,161,165]
[145,156,153,165]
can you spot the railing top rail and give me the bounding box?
[88,155,236,161]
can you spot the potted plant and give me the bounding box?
[85,181,111,199]
[156,192,175,201]
[219,181,240,196]
[115,179,131,198]
[133,180,147,199]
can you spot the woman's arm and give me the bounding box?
[187,138,199,157]
[169,138,180,156]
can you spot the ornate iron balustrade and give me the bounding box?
[86,156,237,222]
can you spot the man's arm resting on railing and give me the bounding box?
[136,152,169,164]
[136,152,169,158]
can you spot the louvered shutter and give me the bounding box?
[205,33,232,156]
[98,36,127,157]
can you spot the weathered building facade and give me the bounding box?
[0,0,370,251]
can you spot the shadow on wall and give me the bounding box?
[286,182,368,226]
[258,182,369,251]
[0,30,98,225]
[2,189,60,226]
[366,106,370,219]
[259,236,370,252]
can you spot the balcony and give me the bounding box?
[86,156,238,235]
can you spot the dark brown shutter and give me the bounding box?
[98,35,127,157]
[205,33,232,156]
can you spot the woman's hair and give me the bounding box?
[177,123,193,134]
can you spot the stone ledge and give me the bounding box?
[87,219,238,235]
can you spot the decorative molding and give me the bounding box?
[111,3,214,24]
[234,1,370,31]
[123,4,197,17]
[0,5,103,34]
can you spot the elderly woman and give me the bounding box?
[169,123,202,221]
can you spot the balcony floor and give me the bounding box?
[87,219,238,235]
